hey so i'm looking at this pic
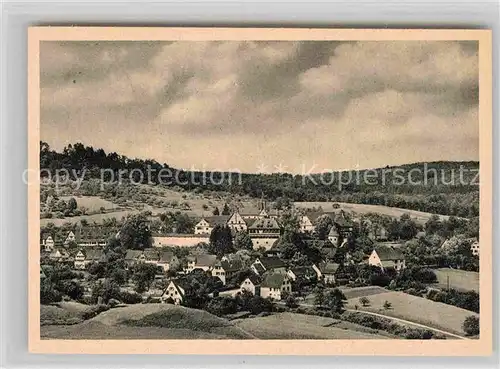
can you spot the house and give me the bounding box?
[161,280,186,305]
[41,234,55,252]
[327,227,340,247]
[194,216,230,235]
[250,257,287,276]
[317,262,340,284]
[194,218,211,235]
[49,248,70,262]
[212,259,243,285]
[124,249,160,268]
[369,245,406,272]
[74,249,105,270]
[298,215,315,233]
[157,251,179,272]
[75,226,120,247]
[227,212,249,232]
[287,265,320,283]
[64,231,77,246]
[239,199,279,221]
[240,274,261,296]
[470,239,480,256]
[124,250,143,268]
[185,254,217,273]
[333,211,355,241]
[260,272,292,300]
[247,218,281,249]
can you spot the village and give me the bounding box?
[39,193,481,341]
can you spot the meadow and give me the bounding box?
[345,291,478,335]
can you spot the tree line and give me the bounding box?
[40,142,479,217]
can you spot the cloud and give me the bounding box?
[40,40,479,173]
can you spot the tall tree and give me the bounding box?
[234,231,254,251]
[119,213,152,250]
[67,197,78,212]
[314,214,334,240]
[209,225,234,256]
[221,203,231,216]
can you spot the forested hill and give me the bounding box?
[40,142,479,217]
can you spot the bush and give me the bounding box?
[40,279,62,304]
[81,304,110,320]
[205,296,238,316]
[462,316,479,336]
[285,295,299,308]
[359,296,370,306]
[427,288,479,313]
[343,311,443,340]
[119,291,143,304]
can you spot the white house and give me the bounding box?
[194,218,211,235]
[41,235,55,252]
[49,248,70,262]
[470,239,480,256]
[64,231,76,246]
[161,281,186,305]
[369,245,406,272]
[260,272,292,300]
[240,274,261,296]
[327,227,340,247]
[298,215,315,233]
[227,212,248,232]
[247,218,281,250]
[193,216,230,235]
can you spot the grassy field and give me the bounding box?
[234,312,389,339]
[40,209,140,227]
[41,188,262,226]
[345,291,478,335]
[61,196,118,212]
[41,303,254,339]
[295,201,449,224]
[304,286,388,305]
[433,268,479,292]
[340,286,389,300]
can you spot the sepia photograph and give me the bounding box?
[27,27,492,355]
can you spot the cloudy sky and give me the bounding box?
[40,40,479,173]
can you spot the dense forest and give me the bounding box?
[40,142,479,217]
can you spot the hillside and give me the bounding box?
[40,142,479,218]
[41,303,255,339]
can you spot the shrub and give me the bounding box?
[359,297,370,306]
[285,295,299,308]
[119,291,143,304]
[462,316,479,336]
[81,304,110,320]
[383,300,392,310]
[427,288,479,313]
[40,279,62,304]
